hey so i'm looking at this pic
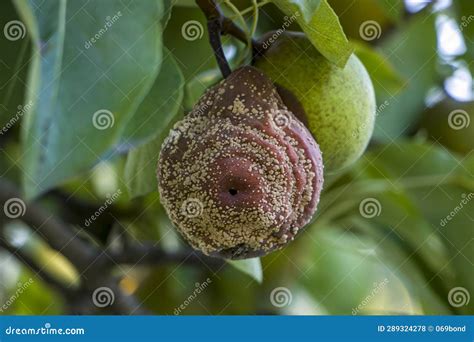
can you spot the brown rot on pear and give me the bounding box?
[157,66,324,259]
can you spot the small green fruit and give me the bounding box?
[255,32,376,172]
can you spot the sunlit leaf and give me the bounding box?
[227,258,263,283]
[271,0,353,67]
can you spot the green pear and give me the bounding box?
[255,32,376,172]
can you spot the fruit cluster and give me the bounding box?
[157,32,376,259]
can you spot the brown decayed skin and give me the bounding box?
[157,66,324,259]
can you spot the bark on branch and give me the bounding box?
[0,179,223,315]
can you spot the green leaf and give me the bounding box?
[365,141,471,183]
[161,0,174,29]
[348,218,452,314]
[163,6,215,81]
[227,258,263,283]
[299,226,426,314]
[374,12,438,141]
[15,0,164,198]
[271,0,353,67]
[357,143,473,313]
[120,50,184,148]
[373,191,450,277]
[123,52,184,198]
[0,1,31,130]
[436,188,474,314]
[287,0,322,23]
[352,40,405,94]
[313,141,474,313]
[362,144,474,314]
[184,68,221,111]
[124,132,167,198]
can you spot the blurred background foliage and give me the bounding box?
[0,0,473,315]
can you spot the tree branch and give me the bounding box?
[0,236,77,298]
[106,242,225,269]
[0,179,225,315]
[0,180,97,273]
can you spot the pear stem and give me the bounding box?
[196,0,258,77]
[207,17,232,77]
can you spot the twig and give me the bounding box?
[0,180,97,273]
[0,179,224,314]
[0,235,77,298]
[106,242,225,269]
[0,182,145,314]
[196,0,232,77]
[196,0,265,76]
[222,17,248,44]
